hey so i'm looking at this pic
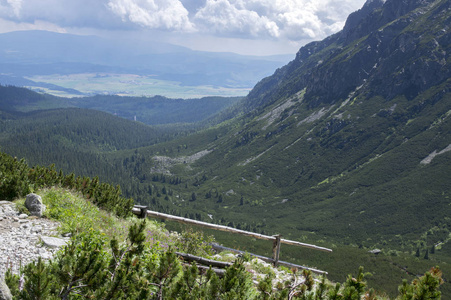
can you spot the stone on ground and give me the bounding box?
[25,194,46,217]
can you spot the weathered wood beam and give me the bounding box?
[132,207,332,253]
[181,263,227,277]
[272,235,281,267]
[210,244,328,275]
[176,252,232,269]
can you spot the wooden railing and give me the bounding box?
[133,205,331,274]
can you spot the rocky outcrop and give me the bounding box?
[245,0,449,110]
[25,193,46,217]
[304,0,450,105]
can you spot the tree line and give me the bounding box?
[0,151,132,218]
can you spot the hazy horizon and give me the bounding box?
[0,0,366,56]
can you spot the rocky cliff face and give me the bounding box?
[246,0,450,110]
[185,0,451,244]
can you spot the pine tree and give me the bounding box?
[315,275,327,300]
[342,266,367,299]
[19,257,53,300]
[149,250,182,300]
[328,283,342,300]
[397,267,443,300]
[219,258,254,299]
[99,220,148,299]
[54,230,108,300]
[191,192,197,201]
[415,247,420,257]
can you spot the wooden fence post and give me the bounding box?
[135,205,148,219]
[272,234,281,267]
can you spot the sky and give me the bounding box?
[0,0,367,56]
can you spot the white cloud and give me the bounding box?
[194,0,279,37]
[0,17,66,33]
[0,0,23,18]
[0,0,119,29]
[194,0,365,40]
[0,0,367,49]
[107,0,195,32]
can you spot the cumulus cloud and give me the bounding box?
[194,0,279,38]
[0,0,366,42]
[0,0,120,29]
[0,0,195,32]
[0,0,23,18]
[194,0,365,40]
[107,0,195,32]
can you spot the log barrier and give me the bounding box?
[133,205,331,273]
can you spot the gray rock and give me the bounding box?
[18,214,28,219]
[25,194,46,217]
[41,236,67,248]
[368,249,382,255]
[32,226,43,233]
[0,275,12,300]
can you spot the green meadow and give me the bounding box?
[26,73,251,98]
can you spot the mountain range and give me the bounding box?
[0,30,292,95]
[0,0,450,296]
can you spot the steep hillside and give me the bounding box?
[1,151,445,299]
[0,106,178,183]
[1,0,450,296]
[106,0,451,292]
[244,0,450,112]
[122,0,451,243]
[2,0,448,262]
[100,0,451,257]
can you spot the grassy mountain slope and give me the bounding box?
[1,153,444,299]
[125,0,451,246]
[91,0,450,292]
[1,0,450,296]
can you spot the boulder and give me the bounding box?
[0,275,12,300]
[41,236,67,248]
[368,249,382,255]
[25,194,46,217]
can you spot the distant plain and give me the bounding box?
[25,73,251,98]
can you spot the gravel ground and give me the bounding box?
[0,201,67,276]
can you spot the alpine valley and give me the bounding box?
[1,0,450,297]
